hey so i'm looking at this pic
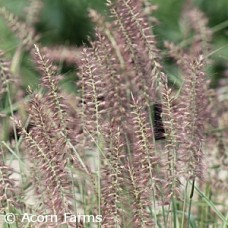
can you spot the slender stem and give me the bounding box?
[181,180,189,228]
[172,197,177,228]
[187,178,195,228]
[6,83,26,185]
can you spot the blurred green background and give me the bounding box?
[0,0,227,90]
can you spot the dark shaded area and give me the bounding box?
[152,103,166,140]
[9,123,34,142]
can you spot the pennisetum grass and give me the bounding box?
[0,0,227,227]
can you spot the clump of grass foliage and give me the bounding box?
[0,0,228,227]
